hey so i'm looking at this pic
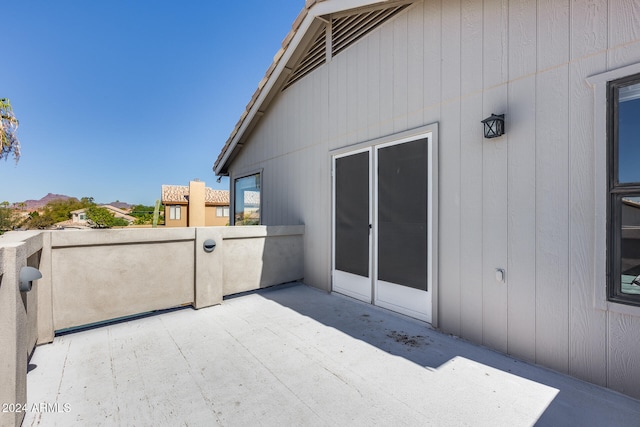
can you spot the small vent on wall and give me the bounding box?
[283,27,327,91]
[332,4,410,56]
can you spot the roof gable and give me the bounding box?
[213,0,414,176]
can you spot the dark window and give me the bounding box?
[608,74,640,305]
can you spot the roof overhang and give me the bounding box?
[213,0,399,176]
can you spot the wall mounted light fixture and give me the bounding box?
[203,239,217,253]
[481,114,505,139]
[19,266,42,292]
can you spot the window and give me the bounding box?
[608,74,640,306]
[169,205,181,220]
[216,206,229,217]
[234,173,261,225]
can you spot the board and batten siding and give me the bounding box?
[226,0,640,399]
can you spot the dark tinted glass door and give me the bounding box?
[377,139,428,290]
[335,152,370,277]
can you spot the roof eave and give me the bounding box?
[213,0,389,176]
[212,4,314,176]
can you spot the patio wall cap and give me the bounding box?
[219,225,305,239]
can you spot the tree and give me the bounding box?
[0,204,15,233]
[40,197,93,223]
[129,204,159,225]
[112,217,130,227]
[24,197,95,229]
[1,99,20,162]
[86,206,129,228]
[27,211,54,229]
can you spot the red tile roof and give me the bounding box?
[161,185,229,205]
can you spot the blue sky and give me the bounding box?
[1,1,302,206]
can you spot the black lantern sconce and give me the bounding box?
[481,114,505,139]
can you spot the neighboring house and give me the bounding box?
[162,181,230,227]
[70,209,88,224]
[71,205,136,225]
[213,0,640,399]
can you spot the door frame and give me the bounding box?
[330,124,439,326]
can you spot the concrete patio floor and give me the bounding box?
[24,283,640,426]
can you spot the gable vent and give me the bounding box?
[283,26,327,91]
[332,4,410,57]
[282,3,412,91]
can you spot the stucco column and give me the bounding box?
[194,227,223,309]
[0,243,28,427]
[188,181,206,227]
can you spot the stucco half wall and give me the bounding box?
[44,226,304,332]
[0,225,304,427]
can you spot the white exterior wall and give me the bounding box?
[226,0,640,399]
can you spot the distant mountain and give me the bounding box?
[22,193,72,210]
[15,194,133,211]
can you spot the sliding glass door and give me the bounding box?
[332,133,434,322]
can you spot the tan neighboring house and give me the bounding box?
[70,205,136,226]
[162,181,229,227]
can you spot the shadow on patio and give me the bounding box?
[24,283,640,426]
